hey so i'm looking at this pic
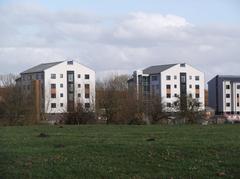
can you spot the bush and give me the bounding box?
[62,105,96,125]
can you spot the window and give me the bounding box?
[167,94,171,98]
[166,85,171,89]
[78,84,81,88]
[60,103,63,107]
[226,94,230,98]
[226,85,230,89]
[85,84,90,89]
[196,94,200,98]
[189,85,192,89]
[152,85,155,93]
[151,75,157,81]
[144,86,149,92]
[195,76,200,81]
[68,93,74,101]
[85,103,90,108]
[85,74,90,79]
[189,93,192,98]
[166,75,171,80]
[60,93,63,97]
[195,85,200,89]
[37,73,42,80]
[174,75,177,80]
[51,103,56,108]
[226,103,231,107]
[167,103,171,107]
[174,84,177,88]
[51,93,56,98]
[51,74,56,79]
[78,74,81,78]
[237,94,239,98]
[78,93,81,97]
[60,83,63,88]
[67,60,73,65]
[68,84,74,92]
[180,63,186,67]
[181,76,186,83]
[51,84,56,89]
[68,74,74,82]
[85,94,90,98]
[189,76,192,80]
[27,75,32,80]
[237,103,240,107]
[237,85,240,89]
[60,74,63,78]
[174,93,178,97]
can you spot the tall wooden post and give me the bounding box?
[33,80,41,122]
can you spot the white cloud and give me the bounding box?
[111,12,192,45]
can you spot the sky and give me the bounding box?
[0,0,239,83]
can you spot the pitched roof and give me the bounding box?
[21,61,63,74]
[143,64,177,74]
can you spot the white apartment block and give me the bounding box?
[128,63,205,111]
[208,75,240,114]
[17,60,95,113]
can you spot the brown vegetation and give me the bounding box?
[0,74,36,125]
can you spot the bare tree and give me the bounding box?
[0,74,17,87]
[0,74,36,125]
[96,74,132,124]
[147,95,166,124]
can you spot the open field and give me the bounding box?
[0,124,240,178]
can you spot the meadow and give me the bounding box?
[0,124,240,178]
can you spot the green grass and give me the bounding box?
[0,124,240,178]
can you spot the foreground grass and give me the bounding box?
[0,124,240,178]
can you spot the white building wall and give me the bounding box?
[222,81,231,112]
[161,64,205,110]
[235,83,240,113]
[44,61,95,113]
[222,81,240,113]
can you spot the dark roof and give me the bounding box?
[143,64,177,74]
[21,61,63,74]
[208,75,240,84]
[218,75,240,79]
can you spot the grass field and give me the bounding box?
[0,124,240,178]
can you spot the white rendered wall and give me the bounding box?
[222,81,231,112]
[222,81,240,113]
[44,61,95,113]
[161,64,205,110]
[235,83,240,112]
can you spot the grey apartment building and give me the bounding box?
[208,75,240,114]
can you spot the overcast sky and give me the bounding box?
[0,0,239,82]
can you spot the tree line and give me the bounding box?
[0,74,204,126]
[95,74,204,124]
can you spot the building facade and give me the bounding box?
[17,60,95,113]
[208,75,240,114]
[128,63,205,110]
